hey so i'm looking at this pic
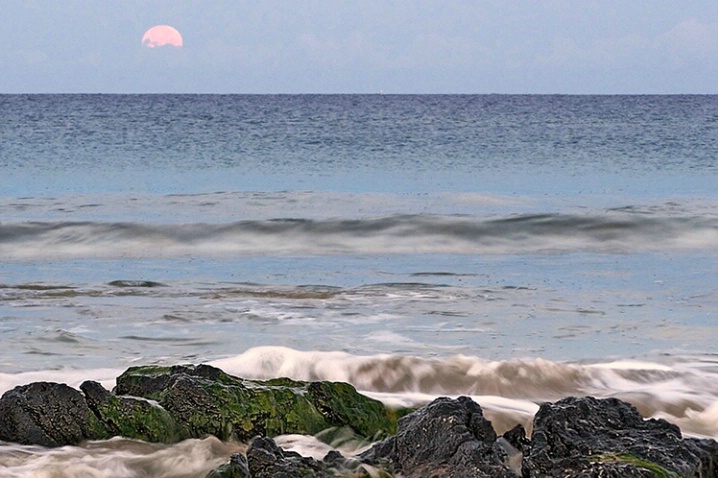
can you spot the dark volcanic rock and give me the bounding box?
[246,436,335,478]
[207,438,384,478]
[360,396,516,477]
[114,364,396,442]
[523,395,718,477]
[205,452,250,478]
[0,381,107,447]
[502,423,530,454]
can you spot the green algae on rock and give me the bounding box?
[591,453,681,478]
[81,380,182,443]
[0,364,400,449]
[114,364,396,442]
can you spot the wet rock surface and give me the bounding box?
[205,452,251,478]
[213,395,718,477]
[359,396,516,477]
[114,364,396,442]
[0,381,107,447]
[0,364,395,447]
[245,436,336,478]
[523,396,718,477]
[81,380,180,443]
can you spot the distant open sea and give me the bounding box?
[1,94,718,476]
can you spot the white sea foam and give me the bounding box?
[1,345,717,439]
[0,437,240,478]
[0,368,120,396]
[210,346,718,438]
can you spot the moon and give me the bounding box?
[142,25,183,48]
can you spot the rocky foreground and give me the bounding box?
[1,364,717,477]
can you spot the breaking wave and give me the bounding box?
[3,346,717,438]
[211,346,718,438]
[2,212,717,260]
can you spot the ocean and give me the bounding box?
[1,94,718,476]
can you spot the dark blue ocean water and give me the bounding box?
[2,94,717,196]
[1,95,718,474]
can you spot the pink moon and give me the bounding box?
[142,25,183,48]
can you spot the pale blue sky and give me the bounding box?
[2,1,717,93]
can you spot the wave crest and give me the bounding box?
[2,212,716,259]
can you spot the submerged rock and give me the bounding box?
[114,364,396,442]
[0,381,107,447]
[523,395,718,477]
[245,436,336,478]
[107,280,167,288]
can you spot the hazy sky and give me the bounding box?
[2,1,717,94]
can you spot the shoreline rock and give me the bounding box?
[114,364,397,442]
[0,381,107,447]
[523,396,718,477]
[1,364,717,477]
[358,395,517,477]
[0,364,396,447]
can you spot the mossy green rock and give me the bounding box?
[114,364,395,442]
[592,453,681,477]
[81,380,181,443]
